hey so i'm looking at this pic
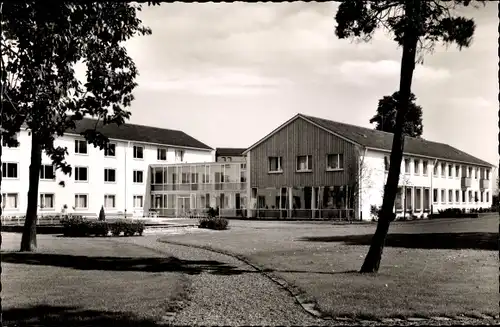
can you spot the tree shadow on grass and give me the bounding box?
[2,305,161,327]
[300,232,498,251]
[1,252,253,275]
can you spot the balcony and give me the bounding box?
[480,179,489,190]
[461,177,471,189]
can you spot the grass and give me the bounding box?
[161,217,499,320]
[1,232,190,326]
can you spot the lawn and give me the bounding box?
[161,218,499,320]
[1,232,190,326]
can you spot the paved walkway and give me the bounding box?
[112,235,326,326]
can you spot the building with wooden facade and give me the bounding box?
[243,114,495,221]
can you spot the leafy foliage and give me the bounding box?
[198,217,229,230]
[1,2,153,174]
[370,92,423,137]
[61,216,144,237]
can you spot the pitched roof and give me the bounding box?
[215,148,246,156]
[244,114,493,167]
[67,118,213,151]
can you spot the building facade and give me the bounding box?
[148,161,247,217]
[215,148,247,163]
[1,119,214,218]
[243,114,494,221]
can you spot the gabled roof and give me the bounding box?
[244,114,493,168]
[67,118,213,151]
[215,148,247,157]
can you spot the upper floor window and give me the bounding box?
[433,163,438,176]
[296,155,312,172]
[414,159,420,175]
[404,158,410,174]
[327,154,344,170]
[157,148,167,161]
[175,150,184,162]
[75,140,88,154]
[474,168,478,179]
[74,166,88,182]
[384,156,389,171]
[2,134,19,148]
[422,160,428,176]
[2,162,18,179]
[440,163,446,177]
[448,164,452,178]
[268,156,283,173]
[468,166,472,178]
[40,164,55,180]
[133,145,144,159]
[133,170,143,183]
[455,165,459,178]
[104,168,116,183]
[486,169,490,180]
[227,157,232,162]
[105,143,116,157]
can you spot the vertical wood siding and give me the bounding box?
[250,117,360,188]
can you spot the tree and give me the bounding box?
[99,206,106,221]
[334,0,484,273]
[369,91,423,138]
[1,3,155,251]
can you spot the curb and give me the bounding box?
[157,239,500,326]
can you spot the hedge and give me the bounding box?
[428,208,479,219]
[61,216,144,237]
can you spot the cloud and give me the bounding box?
[138,68,292,96]
[337,60,450,86]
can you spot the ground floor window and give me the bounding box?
[39,193,55,210]
[75,194,88,209]
[2,193,18,209]
[133,195,143,208]
[104,195,116,209]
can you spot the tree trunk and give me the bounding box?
[20,135,42,252]
[360,0,420,273]
[0,135,3,322]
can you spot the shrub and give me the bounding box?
[198,217,229,230]
[99,206,106,221]
[61,217,144,237]
[206,207,219,218]
[428,207,479,219]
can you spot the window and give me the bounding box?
[104,168,116,182]
[455,190,460,204]
[404,158,410,174]
[40,164,55,180]
[441,189,445,204]
[468,190,473,202]
[486,169,490,180]
[2,193,18,209]
[228,157,232,162]
[268,156,283,173]
[448,165,452,178]
[240,163,247,170]
[455,165,459,178]
[384,156,389,171]
[433,163,438,177]
[440,163,445,177]
[414,159,420,175]
[468,167,472,178]
[422,161,428,176]
[133,145,143,159]
[486,192,489,202]
[474,168,478,179]
[39,193,55,210]
[433,189,438,203]
[221,157,226,162]
[74,140,88,154]
[133,195,143,208]
[474,191,478,202]
[2,162,18,179]
[74,167,88,182]
[157,148,167,161]
[175,150,184,162]
[104,195,116,209]
[448,190,452,203]
[327,154,344,170]
[105,143,116,157]
[480,191,484,203]
[296,155,312,172]
[133,170,143,183]
[462,191,466,203]
[74,194,88,209]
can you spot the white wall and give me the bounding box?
[1,130,214,217]
[359,149,493,221]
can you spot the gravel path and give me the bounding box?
[112,235,326,326]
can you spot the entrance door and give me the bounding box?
[177,197,190,217]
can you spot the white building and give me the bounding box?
[1,118,214,217]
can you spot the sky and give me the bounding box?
[117,2,497,168]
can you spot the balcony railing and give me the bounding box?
[461,177,471,189]
[151,182,247,192]
[480,179,489,190]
